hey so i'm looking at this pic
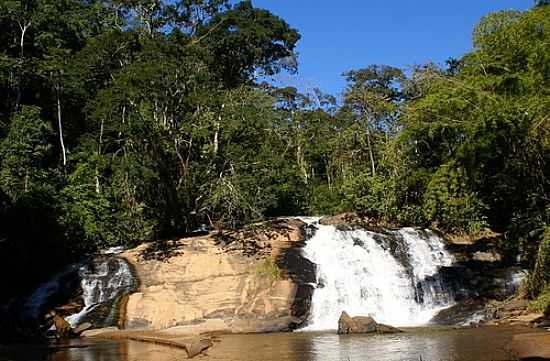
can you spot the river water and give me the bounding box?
[0,326,539,361]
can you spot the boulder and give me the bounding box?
[337,311,402,334]
[55,299,84,317]
[51,313,72,339]
[184,337,213,358]
[472,250,502,263]
[534,317,550,328]
[375,323,403,334]
[338,311,377,334]
[319,213,396,232]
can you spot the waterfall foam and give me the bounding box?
[22,249,136,329]
[301,220,455,330]
[66,256,135,328]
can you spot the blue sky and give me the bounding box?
[252,0,531,97]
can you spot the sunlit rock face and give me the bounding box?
[121,218,316,333]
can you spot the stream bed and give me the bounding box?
[0,326,542,361]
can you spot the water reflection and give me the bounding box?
[0,327,532,361]
[46,340,188,361]
[208,328,521,361]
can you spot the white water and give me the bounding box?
[301,221,455,330]
[23,264,80,320]
[66,257,134,327]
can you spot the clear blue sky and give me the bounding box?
[252,0,531,97]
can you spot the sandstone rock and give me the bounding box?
[184,337,213,358]
[55,299,84,317]
[375,323,403,334]
[51,314,72,339]
[337,311,402,334]
[319,213,396,232]
[338,311,377,334]
[501,299,529,312]
[73,322,93,335]
[81,327,119,338]
[320,213,363,227]
[472,250,502,263]
[80,328,213,359]
[120,219,315,333]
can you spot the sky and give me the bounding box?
[251,0,532,97]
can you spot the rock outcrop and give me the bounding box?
[120,218,315,333]
[337,311,402,334]
[48,312,72,339]
[81,328,214,359]
[319,213,397,232]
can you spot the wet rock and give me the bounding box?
[375,323,403,334]
[533,317,550,328]
[73,322,93,335]
[337,311,402,334]
[185,337,214,358]
[338,311,377,334]
[80,327,119,337]
[51,313,72,339]
[319,213,397,232]
[54,299,84,317]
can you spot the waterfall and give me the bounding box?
[23,264,81,321]
[22,249,136,329]
[301,220,455,330]
[65,256,135,328]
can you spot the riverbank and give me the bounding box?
[3,326,546,361]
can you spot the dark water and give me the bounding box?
[0,327,540,361]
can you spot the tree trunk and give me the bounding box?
[296,143,308,185]
[365,121,376,177]
[214,104,224,154]
[56,87,67,167]
[96,119,104,194]
[213,123,219,154]
[15,21,31,111]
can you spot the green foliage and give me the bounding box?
[256,257,281,283]
[423,165,487,233]
[529,228,550,297]
[309,183,345,216]
[342,172,397,221]
[529,286,550,315]
[0,0,549,307]
[0,106,53,200]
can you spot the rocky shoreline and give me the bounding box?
[6,214,550,359]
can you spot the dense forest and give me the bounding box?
[0,1,549,311]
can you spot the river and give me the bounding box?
[0,326,540,361]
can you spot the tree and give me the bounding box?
[342,65,404,176]
[0,106,53,199]
[198,0,300,87]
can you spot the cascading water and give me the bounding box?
[301,219,455,330]
[66,255,135,328]
[22,249,136,329]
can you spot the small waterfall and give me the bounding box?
[23,264,81,321]
[301,220,455,330]
[66,256,136,328]
[22,250,136,329]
